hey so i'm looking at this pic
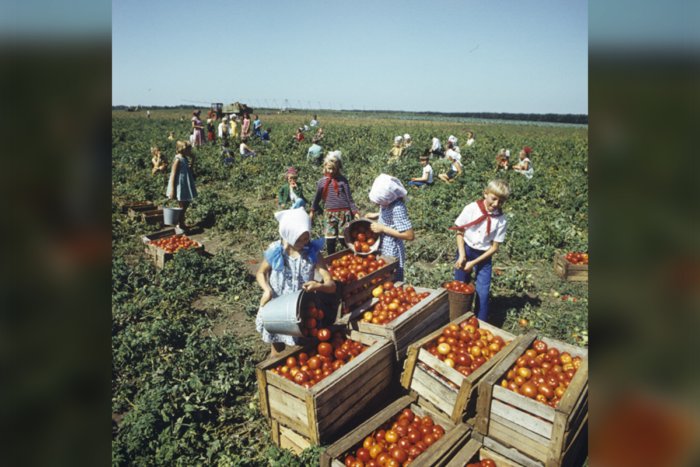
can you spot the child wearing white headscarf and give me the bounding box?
[255,208,335,356]
[388,136,404,163]
[365,174,415,281]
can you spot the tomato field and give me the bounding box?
[112,109,588,465]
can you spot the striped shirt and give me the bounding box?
[310,175,359,215]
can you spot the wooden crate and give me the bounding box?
[120,200,154,214]
[270,419,313,456]
[140,208,164,226]
[444,436,527,467]
[320,393,472,467]
[553,254,588,282]
[476,431,588,467]
[256,331,394,446]
[476,333,588,467]
[140,228,205,268]
[400,312,522,424]
[346,285,450,361]
[323,250,398,319]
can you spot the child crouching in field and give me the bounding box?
[408,154,434,188]
[366,174,415,282]
[255,208,336,356]
[449,180,510,322]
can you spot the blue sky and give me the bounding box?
[113,0,588,114]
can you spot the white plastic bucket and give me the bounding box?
[260,289,307,337]
[163,207,183,226]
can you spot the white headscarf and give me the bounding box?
[446,148,461,162]
[505,149,510,158]
[403,133,411,141]
[369,174,408,206]
[448,135,458,144]
[274,208,311,245]
[394,135,403,145]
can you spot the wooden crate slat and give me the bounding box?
[444,438,482,467]
[267,385,311,436]
[556,358,589,414]
[265,371,309,400]
[417,348,465,386]
[480,446,528,467]
[491,399,553,439]
[492,385,556,422]
[490,412,551,446]
[483,436,544,467]
[488,419,550,462]
[410,365,458,416]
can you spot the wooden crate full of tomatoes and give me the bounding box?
[140,228,204,268]
[553,252,588,282]
[401,312,522,424]
[256,330,394,448]
[347,282,450,361]
[324,250,398,317]
[320,393,472,467]
[475,330,588,467]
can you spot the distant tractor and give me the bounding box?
[222,101,253,118]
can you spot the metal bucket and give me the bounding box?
[259,289,308,337]
[163,207,183,226]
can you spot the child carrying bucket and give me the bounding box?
[255,208,336,356]
[166,140,197,233]
[450,180,510,322]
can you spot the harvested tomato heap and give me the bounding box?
[149,234,200,253]
[342,408,446,467]
[500,340,583,407]
[328,253,387,284]
[424,316,508,377]
[564,251,588,265]
[443,280,475,295]
[467,460,497,467]
[350,224,379,253]
[268,331,366,387]
[361,282,431,325]
[300,302,325,338]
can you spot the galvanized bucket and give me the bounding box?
[259,289,309,337]
[163,205,183,226]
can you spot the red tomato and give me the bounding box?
[317,328,331,341]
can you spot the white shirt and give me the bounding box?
[466,138,475,146]
[454,201,507,251]
[310,119,318,127]
[289,186,298,202]
[431,137,441,152]
[422,164,434,184]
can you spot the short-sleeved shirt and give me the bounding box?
[379,199,412,281]
[454,201,507,251]
[422,164,434,184]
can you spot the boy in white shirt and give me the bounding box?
[450,180,511,322]
[408,154,434,188]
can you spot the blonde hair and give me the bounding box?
[485,179,511,200]
[323,156,342,175]
[150,146,160,157]
[175,140,192,154]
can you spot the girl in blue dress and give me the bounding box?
[255,208,336,356]
[166,140,197,232]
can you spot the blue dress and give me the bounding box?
[167,154,197,201]
[379,199,412,281]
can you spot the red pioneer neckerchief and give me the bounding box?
[449,199,502,235]
[321,175,339,200]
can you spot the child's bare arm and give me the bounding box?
[455,233,467,269]
[462,242,500,272]
[365,212,379,220]
[370,223,414,241]
[304,256,337,294]
[256,259,274,306]
[167,158,180,199]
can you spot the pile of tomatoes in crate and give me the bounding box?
[443,280,476,295]
[268,330,366,388]
[350,224,379,254]
[499,339,583,407]
[149,234,200,253]
[328,253,387,284]
[361,282,431,325]
[467,460,497,467]
[564,251,588,265]
[342,407,446,467]
[424,316,509,378]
